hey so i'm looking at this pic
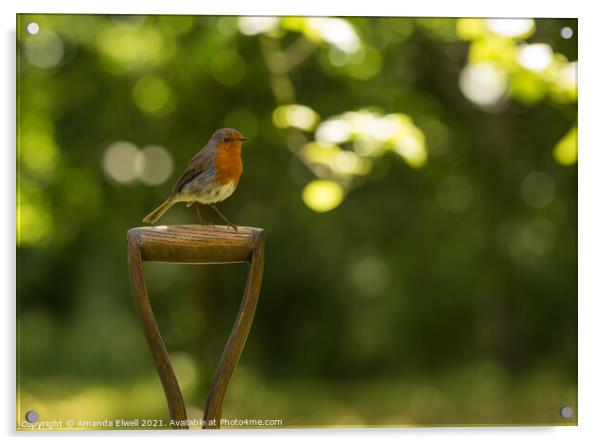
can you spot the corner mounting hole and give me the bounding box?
[26,22,40,35]
[560,406,573,419]
[25,410,39,423]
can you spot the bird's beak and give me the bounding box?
[239,136,248,141]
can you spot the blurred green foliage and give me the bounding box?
[17,15,577,428]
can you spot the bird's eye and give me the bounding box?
[223,137,230,143]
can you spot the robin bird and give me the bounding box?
[142,128,247,230]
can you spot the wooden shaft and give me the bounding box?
[127,229,188,429]
[126,224,265,429]
[203,230,265,429]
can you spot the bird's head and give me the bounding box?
[211,128,247,148]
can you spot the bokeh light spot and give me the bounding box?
[103,141,144,184]
[132,76,173,115]
[347,45,382,80]
[138,146,174,185]
[554,127,577,166]
[349,254,390,297]
[238,16,280,35]
[521,171,556,209]
[315,119,351,144]
[301,142,340,165]
[459,62,508,108]
[558,62,577,93]
[309,110,428,177]
[518,43,553,72]
[302,180,344,213]
[18,202,54,246]
[273,104,320,131]
[510,69,547,105]
[456,18,486,40]
[306,18,361,53]
[394,133,427,168]
[328,47,350,67]
[96,26,170,73]
[332,150,370,176]
[217,17,238,36]
[485,19,534,38]
[20,128,59,178]
[25,30,64,69]
[508,217,557,261]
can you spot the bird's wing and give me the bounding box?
[169,146,214,196]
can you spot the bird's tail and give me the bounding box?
[143,198,175,224]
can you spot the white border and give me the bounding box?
[8,0,581,17]
[3,1,600,445]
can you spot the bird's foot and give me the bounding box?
[210,204,238,231]
[219,220,238,231]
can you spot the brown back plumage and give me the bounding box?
[169,145,215,197]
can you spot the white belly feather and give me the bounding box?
[177,181,236,205]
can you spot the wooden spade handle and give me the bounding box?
[127,225,265,429]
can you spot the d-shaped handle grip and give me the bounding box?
[127,225,265,429]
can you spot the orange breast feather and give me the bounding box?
[213,141,243,186]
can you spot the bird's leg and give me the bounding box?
[194,203,205,225]
[211,204,238,231]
